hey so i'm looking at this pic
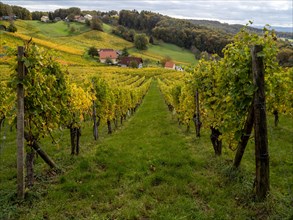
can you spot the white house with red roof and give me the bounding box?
[164,61,176,70]
[99,49,119,64]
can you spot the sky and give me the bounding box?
[2,0,293,27]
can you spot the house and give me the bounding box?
[74,15,86,23]
[0,15,16,20]
[164,61,176,70]
[84,14,93,21]
[99,49,119,64]
[119,57,143,68]
[41,16,49,22]
[77,16,86,23]
[175,66,183,71]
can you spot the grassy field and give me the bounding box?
[5,21,133,53]
[0,81,292,219]
[14,20,91,38]
[130,42,197,66]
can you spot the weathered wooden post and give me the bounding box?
[17,46,25,199]
[195,89,201,137]
[233,103,254,168]
[93,100,98,140]
[251,45,270,200]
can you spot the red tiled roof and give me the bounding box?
[99,50,118,59]
[165,61,175,68]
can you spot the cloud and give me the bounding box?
[2,0,292,27]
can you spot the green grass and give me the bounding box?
[0,80,292,219]
[103,23,113,34]
[15,20,91,38]
[130,42,197,66]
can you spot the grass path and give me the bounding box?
[86,81,203,219]
[17,81,210,220]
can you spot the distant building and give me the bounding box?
[41,16,49,22]
[74,15,86,23]
[164,61,176,70]
[84,14,93,21]
[175,66,183,71]
[119,57,143,68]
[0,15,16,20]
[99,49,119,64]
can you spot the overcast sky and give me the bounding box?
[2,0,293,27]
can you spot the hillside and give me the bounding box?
[0,20,197,66]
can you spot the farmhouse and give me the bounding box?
[119,57,143,68]
[84,14,93,21]
[74,15,86,23]
[40,16,49,22]
[99,49,119,64]
[175,66,183,71]
[0,15,16,20]
[164,61,176,70]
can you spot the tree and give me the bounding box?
[67,13,75,22]
[149,35,154,44]
[88,46,99,57]
[7,22,17,32]
[121,47,129,57]
[0,2,12,17]
[11,5,31,20]
[48,12,54,21]
[134,34,148,50]
[161,56,171,67]
[91,17,103,31]
[85,18,91,27]
[32,11,47,20]
[129,60,138,68]
[70,26,76,33]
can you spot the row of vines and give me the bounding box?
[158,27,293,200]
[0,42,152,198]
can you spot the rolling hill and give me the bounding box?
[0,20,197,67]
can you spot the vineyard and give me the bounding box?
[0,26,292,219]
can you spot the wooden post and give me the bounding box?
[195,89,201,137]
[92,100,98,140]
[233,102,254,168]
[17,46,25,200]
[251,45,269,200]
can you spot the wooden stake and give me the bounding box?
[17,46,25,200]
[251,45,270,200]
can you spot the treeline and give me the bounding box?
[117,10,292,65]
[0,2,31,19]
[188,19,293,40]
[117,10,231,55]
